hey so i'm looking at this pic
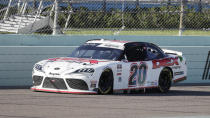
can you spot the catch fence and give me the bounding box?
[0,0,210,35]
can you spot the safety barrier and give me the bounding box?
[0,34,210,87]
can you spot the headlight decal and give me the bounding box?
[74,68,95,73]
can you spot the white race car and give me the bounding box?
[31,39,187,94]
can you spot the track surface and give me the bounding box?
[0,86,210,118]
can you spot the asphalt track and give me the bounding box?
[0,86,210,118]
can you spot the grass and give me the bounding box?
[64,30,210,36]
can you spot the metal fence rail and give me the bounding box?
[0,0,210,35]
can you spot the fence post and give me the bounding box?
[3,0,13,20]
[22,1,28,15]
[103,0,106,12]
[136,0,139,8]
[37,0,43,17]
[179,0,184,36]
[52,0,59,35]
[49,5,55,17]
[198,0,202,12]
[64,1,73,29]
[34,0,43,22]
[20,1,25,15]
[17,0,21,14]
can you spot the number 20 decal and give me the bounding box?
[128,62,147,87]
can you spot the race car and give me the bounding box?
[31,39,187,94]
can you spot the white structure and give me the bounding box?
[0,0,61,35]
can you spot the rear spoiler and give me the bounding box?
[162,49,182,56]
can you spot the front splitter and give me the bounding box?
[31,87,97,94]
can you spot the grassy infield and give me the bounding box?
[64,30,210,36]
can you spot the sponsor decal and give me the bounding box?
[118,77,122,82]
[154,80,158,86]
[117,73,122,76]
[54,67,60,70]
[49,72,60,76]
[117,64,122,69]
[173,77,187,83]
[89,60,98,64]
[117,64,122,73]
[178,56,183,62]
[98,44,120,48]
[48,57,107,64]
[104,44,119,48]
[171,66,181,69]
[202,51,210,80]
[51,79,56,83]
[152,57,179,69]
[128,62,147,87]
[147,80,158,86]
[90,80,97,88]
[174,71,184,76]
[117,70,122,72]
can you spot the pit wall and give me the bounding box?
[0,34,210,86]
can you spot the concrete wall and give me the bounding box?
[0,34,210,87]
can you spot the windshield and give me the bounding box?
[70,43,123,60]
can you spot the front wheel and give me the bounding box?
[158,68,172,93]
[98,69,113,94]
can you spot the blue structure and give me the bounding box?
[1,0,209,12]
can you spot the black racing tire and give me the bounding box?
[98,69,114,95]
[158,68,172,93]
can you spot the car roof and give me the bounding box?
[86,39,128,44]
[86,39,127,50]
[86,39,154,50]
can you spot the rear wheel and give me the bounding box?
[98,69,113,94]
[158,68,172,93]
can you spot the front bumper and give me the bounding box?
[31,74,97,94]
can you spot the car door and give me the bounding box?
[118,42,165,90]
[117,43,150,89]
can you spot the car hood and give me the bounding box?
[36,57,111,74]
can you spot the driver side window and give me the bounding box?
[146,47,162,60]
[125,46,147,62]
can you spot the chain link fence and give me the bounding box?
[0,0,210,35]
